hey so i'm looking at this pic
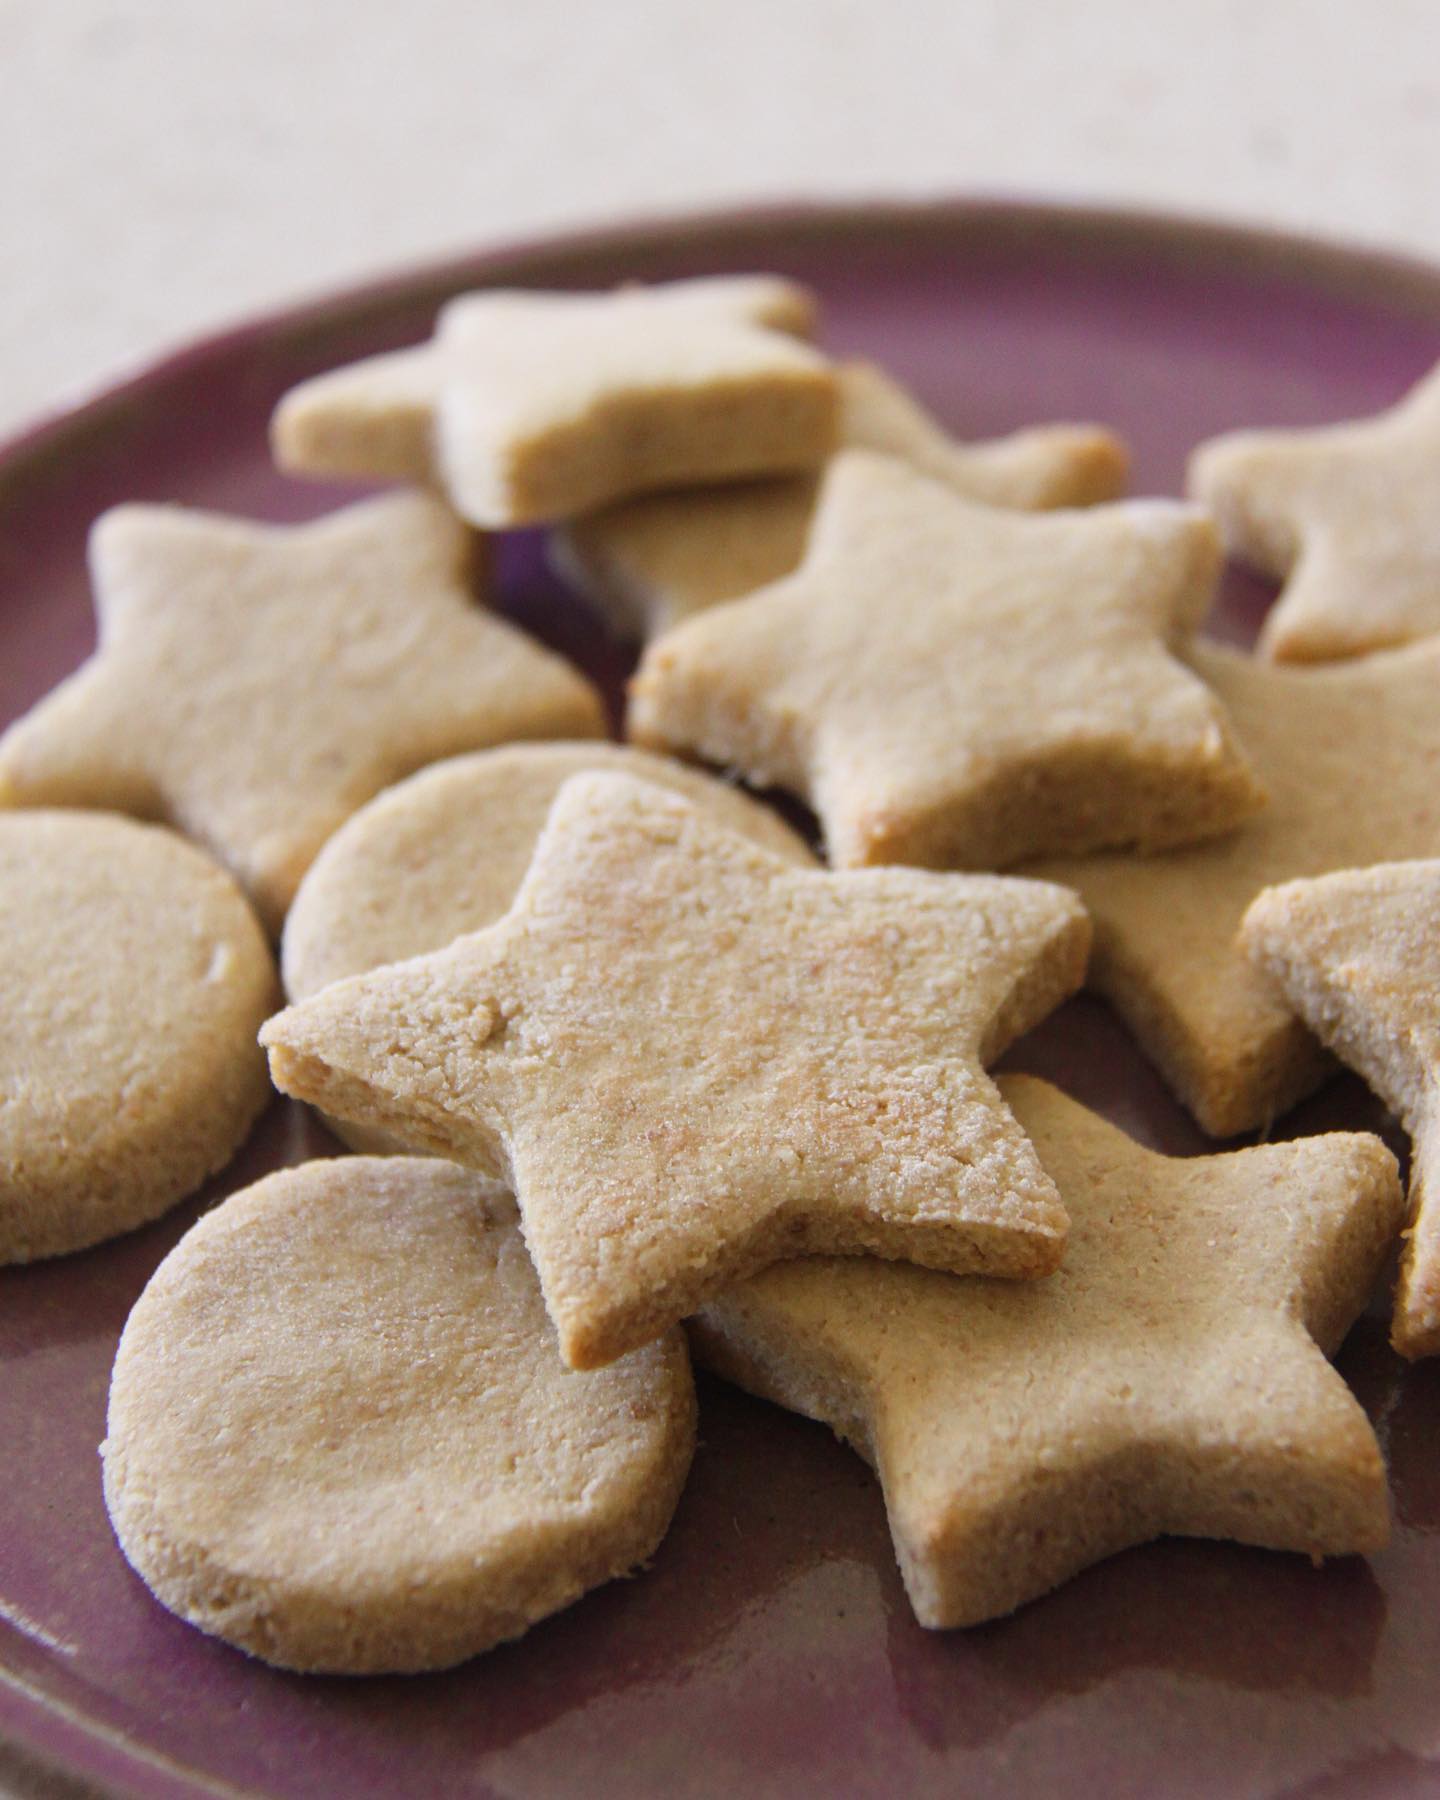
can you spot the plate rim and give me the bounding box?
[7,191,1440,496]
[5,190,1440,1800]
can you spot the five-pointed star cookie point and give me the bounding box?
[1241,860,1440,1359]
[431,276,838,527]
[1030,638,1440,1136]
[0,491,605,933]
[628,450,1264,871]
[261,771,1092,1368]
[1190,357,1440,662]
[692,1076,1402,1630]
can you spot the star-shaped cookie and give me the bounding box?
[273,275,838,526]
[692,1076,1402,1629]
[628,450,1264,871]
[261,771,1092,1369]
[1190,358,1440,662]
[551,361,1130,639]
[1027,639,1440,1136]
[1241,860,1440,1358]
[0,493,605,933]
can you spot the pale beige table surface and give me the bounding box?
[2,0,1438,443]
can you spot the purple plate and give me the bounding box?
[4,199,1440,1800]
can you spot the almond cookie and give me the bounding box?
[0,492,605,933]
[262,772,1092,1369]
[552,361,1129,638]
[103,1157,696,1673]
[1189,358,1440,662]
[276,275,837,527]
[1241,861,1440,1358]
[629,451,1263,870]
[693,1076,1401,1629]
[282,743,813,1153]
[1,811,275,1262]
[1029,640,1440,1137]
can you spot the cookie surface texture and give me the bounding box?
[692,1076,1401,1629]
[102,1157,696,1674]
[282,742,814,1156]
[0,492,605,933]
[1241,860,1440,1357]
[282,741,814,1003]
[1190,358,1440,662]
[1029,640,1440,1136]
[629,450,1262,869]
[554,361,1130,638]
[1,811,275,1262]
[433,274,837,526]
[262,772,1091,1369]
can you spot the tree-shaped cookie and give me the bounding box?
[1242,860,1440,1358]
[693,1076,1401,1629]
[1190,358,1440,662]
[0,493,604,932]
[553,361,1129,639]
[274,275,837,525]
[1028,639,1440,1136]
[261,772,1091,1369]
[629,450,1263,870]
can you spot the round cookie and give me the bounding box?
[282,743,814,1152]
[1,811,276,1262]
[102,1157,697,1674]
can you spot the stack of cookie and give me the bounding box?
[3,272,1438,1676]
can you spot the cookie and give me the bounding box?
[261,771,1092,1369]
[692,1075,1401,1629]
[0,492,605,934]
[1,811,275,1262]
[102,1157,695,1673]
[553,361,1130,638]
[276,275,836,527]
[1189,358,1440,662]
[283,742,813,1153]
[1241,861,1440,1358]
[1028,639,1440,1136]
[629,450,1263,870]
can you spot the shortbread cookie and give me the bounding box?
[283,742,813,1153]
[553,361,1130,638]
[629,451,1263,870]
[1190,358,1440,662]
[693,1076,1401,1629]
[0,493,605,933]
[1029,639,1440,1137]
[1241,861,1440,1358]
[1,811,275,1262]
[262,772,1091,1369]
[103,1157,695,1673]
[274,274,834,526]
[272,274,821,497]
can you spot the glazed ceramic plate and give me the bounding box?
[3,200,1440,1800]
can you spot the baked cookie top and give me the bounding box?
[629,450,1263,870]
[1242,859,1440,1358]
[282,740,813,1003]
[1190,357,1440,662]
[275,274,836,526]
[0,810,275,1262]
[0,491,604,932]
[103,1156,695,1673]
[693,1076,1401,1629]
[1030,639,1440,1136]
[262,771,1091,1369]
[554,360,1129,639]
